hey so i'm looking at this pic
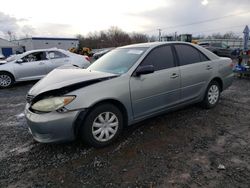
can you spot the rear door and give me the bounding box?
[174,44,213,103]
[14,51,49,81]
[47,50,70,72]
[130,45,181,119]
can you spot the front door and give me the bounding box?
[14,51,49,81]
[130,45,181,119]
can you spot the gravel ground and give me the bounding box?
[0,78,250,188]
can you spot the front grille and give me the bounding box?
[26,94,34,103]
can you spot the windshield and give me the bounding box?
[6,54,21,62]
[88,47,148,74]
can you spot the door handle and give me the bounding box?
[39,62,44,65]
[206,65,212,70]
[170,73,179,79]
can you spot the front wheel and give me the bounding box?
[0,72,14,88]
[201,81,221,109]
[80,103,123,147]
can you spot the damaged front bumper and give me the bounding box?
[25,104,81,143]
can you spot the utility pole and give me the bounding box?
[7,31,12,41]
[158,29,162,42]
[174,32,177,41]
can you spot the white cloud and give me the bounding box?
[130,0,250,36]
[0,0,249,38]
[201,0,209,6]
[0,12,35,39]
[0,0,171,35]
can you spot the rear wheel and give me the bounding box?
[80,103,123,147]
[0,72,14,88]
[201,81,221,109]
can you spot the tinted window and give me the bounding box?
[175,44,208,66]
[200,53,209,62]
[211,43,222,47]
[141,45,174,71]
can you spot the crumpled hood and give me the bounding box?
[28,68,118,96]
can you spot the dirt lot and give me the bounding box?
[0,78,250,188]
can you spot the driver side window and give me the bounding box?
[140,45,175,71]
[22,52,47,62]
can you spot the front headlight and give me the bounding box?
[31,96,75,112]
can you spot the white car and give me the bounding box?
[0,53,5,61]
[0,48,91,88]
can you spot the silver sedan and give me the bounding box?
[0,48,90,88]
[25,42,233,147]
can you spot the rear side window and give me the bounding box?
[48,51,67,59]
[200,53,209,62]
[211,43,222,47]
[174,44,209,66]
[141,45,175,71]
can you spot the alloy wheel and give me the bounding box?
[0,74,12,87]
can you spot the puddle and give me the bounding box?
[15,112,25,119]
[10,141,36,155]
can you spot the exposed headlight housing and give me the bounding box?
[31,96,75,113]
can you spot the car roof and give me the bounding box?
[120,41,219,60]
[21,48,65,56]
[24,48,61,53]
[198,42,209,45]
[119,41,193,49]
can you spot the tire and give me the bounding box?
[0,72,14,88]
[201,81,221,109]
[80,103,123,147]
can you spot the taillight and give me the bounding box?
[229,61,234,68]
[85,56,90,62]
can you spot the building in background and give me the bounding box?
[198,38,250,49]
[13,37,79,52]
[0,38,22,57]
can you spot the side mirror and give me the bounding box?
[135,65,154,76]
[16,59,23,63]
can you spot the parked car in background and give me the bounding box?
[0,48,91,88]
[198,42,234,57]
[93,48,114,60]
[0,53,5,60]
[25,42,233,147]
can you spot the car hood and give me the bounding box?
[28,68,118,96]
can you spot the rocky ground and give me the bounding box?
[0,78,250,188]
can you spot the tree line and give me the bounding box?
[77,26,241,49]
[76,26,149,49]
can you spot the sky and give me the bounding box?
[0,0,250,39]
